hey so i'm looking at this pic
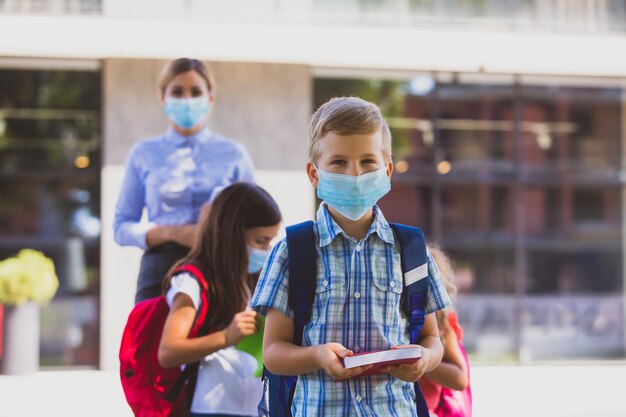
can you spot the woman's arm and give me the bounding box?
[158,293,257,368]
[146,224,197,248]
[113,146,155,249]
[263,308,371,379]
[236,145,256,184]
[423,327,469,390]
[145,203,211,248]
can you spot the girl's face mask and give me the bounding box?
[247,246,270,273]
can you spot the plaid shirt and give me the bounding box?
[251,203,451,417]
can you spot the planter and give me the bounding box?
[1,302,40,375]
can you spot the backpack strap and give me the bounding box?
[389,223,431,417]
[174,264,211,336]
[285,221,317,345]
[265,221,316,416]
[165,263,211,406]
[389,224,429,343]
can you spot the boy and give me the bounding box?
[251,97,451,416]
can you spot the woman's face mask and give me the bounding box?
[315,166,391,220]
[164,96,209,129]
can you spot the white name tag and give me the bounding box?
[404,263,428,287]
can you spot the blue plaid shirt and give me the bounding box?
[251,203,451,417]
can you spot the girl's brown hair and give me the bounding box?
[158,58,216,97]
[163,183,281,331]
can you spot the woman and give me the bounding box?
[113,58,255,303]
[159,182,281,417]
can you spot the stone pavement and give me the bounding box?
[1,365,625,416]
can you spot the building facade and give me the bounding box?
[0,0,625,372]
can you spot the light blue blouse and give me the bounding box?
[113,127,255,249]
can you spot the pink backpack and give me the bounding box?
[119,264,211,417]
[434,341,472,417]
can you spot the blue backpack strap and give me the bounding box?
[286,220,317,345]
[264,221,316,417]
[390,223,431,417]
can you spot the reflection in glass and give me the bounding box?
[0,68,101,368]
[520,85,622,180]
[437,83,516,178]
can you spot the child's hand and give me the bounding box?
[381,344,430,382]
[315,343,372,381]
[224,310,258,346]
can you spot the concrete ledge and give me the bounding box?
[1,365,625,416]
[2,15,626,78]
[0,370,132,417]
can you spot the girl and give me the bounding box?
[113,58,256,303]
[422,245,471,417]
[158,183,280,417]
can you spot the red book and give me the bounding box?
[343,346,423,377]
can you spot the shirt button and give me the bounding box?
[354,292,361,299]
[323,280,329,287]
[354,345,360,353]
[355,395,362,402]
[390,281,396,288]
[355,245,362,252]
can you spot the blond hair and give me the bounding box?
[308,97,392,165]
[158,58,216,98]
[428,244,458,301]
[428,244,458,344]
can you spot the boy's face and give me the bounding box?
[306,131,393,188]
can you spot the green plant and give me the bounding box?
[0,249,59,305]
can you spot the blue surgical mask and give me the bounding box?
[248,246,270,273]
[164,96,209,129]
[316,167,391,221]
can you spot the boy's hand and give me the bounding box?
[381,344,431,382]
[315,343,372,380]
[224,310,258,346]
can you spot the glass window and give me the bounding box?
[519,83,624,360]
[436,83,516,179]
[0,67,101,367]
[520,85,622,181]
[314,73,625,363]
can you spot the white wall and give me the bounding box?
[100,166,142,371]
[4,15,626,78]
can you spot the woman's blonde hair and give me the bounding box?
[308,97,392,165]
[157,58,216,98]
[428,244,458,344]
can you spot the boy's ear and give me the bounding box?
[386,160,393,178]
[306,161,319,188]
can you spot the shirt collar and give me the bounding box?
[165,126,212,146]
[316,203,396,247]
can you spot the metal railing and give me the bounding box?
[0,0,101,15]
[2,0,626,33]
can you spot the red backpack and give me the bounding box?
[119,264,211,417]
